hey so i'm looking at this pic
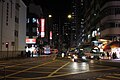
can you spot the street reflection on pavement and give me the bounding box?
[70,62,90,72]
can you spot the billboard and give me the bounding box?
[26,38,36,44]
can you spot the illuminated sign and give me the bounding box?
[37,19,39,24]
[32,18,37,23]
[41,19,45,38]
[50,31,52,39]
[41,32,45,37]
[26,39,36,44]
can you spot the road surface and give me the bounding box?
[0,56,120,80]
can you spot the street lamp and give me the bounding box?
[48,15,52,47]
[48,15,52,18]
[68,14,72,19]
[67,14,73,48]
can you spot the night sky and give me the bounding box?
[22,0,72,22]
[23,0,72,23]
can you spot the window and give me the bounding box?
[14,30,18,37]
[15,3,20,10]
[10,0,13,18]
[6,2,9,26]
[15,16,19,23]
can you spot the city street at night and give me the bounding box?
[1,0,120,80]
[0,56,120,80]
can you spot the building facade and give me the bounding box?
[0,0,26,58]
[77,0,120,58]
[26,2,44,56]
[78,0,120,44]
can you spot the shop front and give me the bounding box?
[103,41,120,59]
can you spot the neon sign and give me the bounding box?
[41,19,45,38]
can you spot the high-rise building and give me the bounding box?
[80,0,120,42]
[77,0,120,55]
[68,0,81,48]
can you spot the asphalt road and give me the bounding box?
[0,56,120,80]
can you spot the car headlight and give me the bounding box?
[82,56,86,60]
[74,56,78,59]
[91,56,94,58]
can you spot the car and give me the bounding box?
[71,54,78,62]
[51,49,58,54]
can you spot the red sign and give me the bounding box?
[26,39,36,44]
[41,19,45,38]
[50,31,52,39]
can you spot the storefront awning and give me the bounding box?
[103,41,120,51]
[103,45,111,51]
[108,41,120,48]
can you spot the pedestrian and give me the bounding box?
[112,52,117,59]
[27,51,31,57]
[37,49,40,57]
[101,52,105,59]
[31,51,33,57]
[107,52,109,59]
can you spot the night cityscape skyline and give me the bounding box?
[0,0,120,80]
[0,0,120,57]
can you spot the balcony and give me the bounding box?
[101,27,120,38]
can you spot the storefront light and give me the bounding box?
[98,39,107,42]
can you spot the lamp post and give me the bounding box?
[48,15,52,47]
[67,14,72,48]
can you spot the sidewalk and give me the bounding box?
[0,54,56,62]
[95,59,120,67]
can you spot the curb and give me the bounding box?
[95,60,120,67]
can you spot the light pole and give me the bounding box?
[48,15,52,47]
[67,14,72,48]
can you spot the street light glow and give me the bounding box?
[68,14,72,19]
[49,15,52,18]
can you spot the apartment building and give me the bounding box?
[0,0,26,58]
